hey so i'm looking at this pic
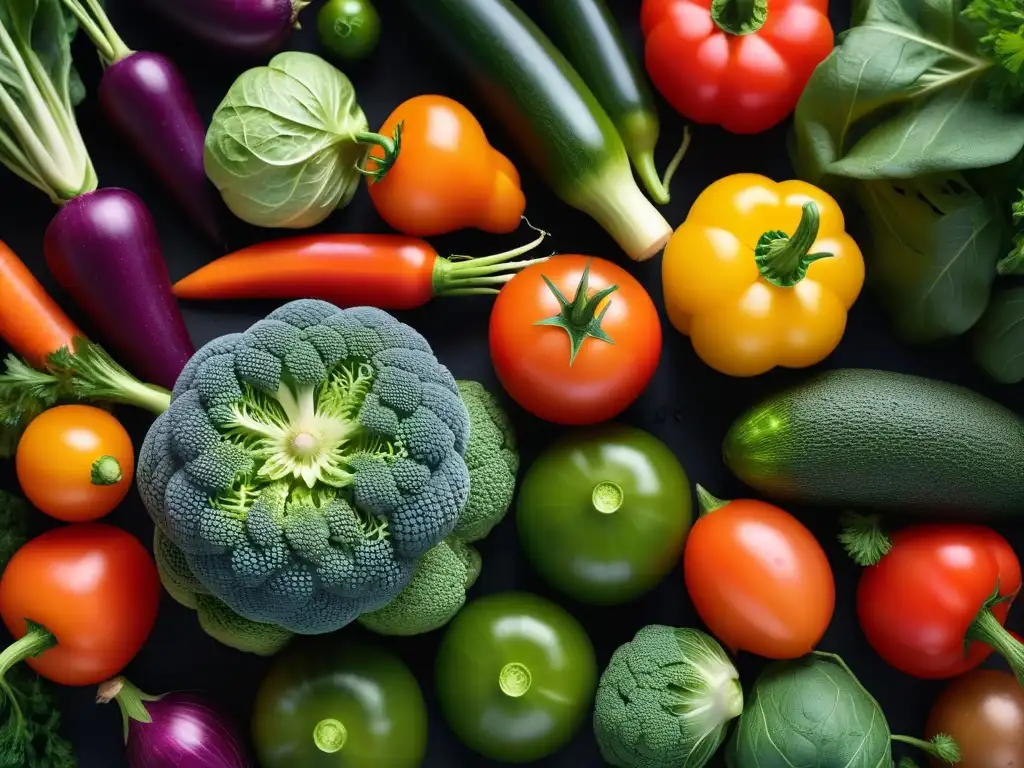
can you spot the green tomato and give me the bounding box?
[317,0,382,61]
[516,423,692,604]
[252,639,427,768]
[435,592,597,763]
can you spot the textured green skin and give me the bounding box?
[724,368,1024,516]
[436,592,597,763]
[517,424,692,605]
[252,640,427,768]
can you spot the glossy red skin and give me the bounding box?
[640,0,834,134]
[489,255,662,426]
[857,525,1021,680]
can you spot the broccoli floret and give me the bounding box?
[594,625,743,768]
[356,537,481,636]
[453,380,519,542]
[137,300,471,635]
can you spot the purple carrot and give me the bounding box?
[60,0,224,244]
[141,0,310,58]
[43,188,195,390]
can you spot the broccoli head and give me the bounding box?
[137,300,471,634]
[594,625,743,768]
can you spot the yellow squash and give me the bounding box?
[662,173,865,377]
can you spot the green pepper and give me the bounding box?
[251,638,427,768]
[516,423,693,604]
[435,592,597,763]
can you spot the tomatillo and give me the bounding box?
[317,0,382,61]
[516,424,692,604]
[435,592,597,763]
[251,639,427,767]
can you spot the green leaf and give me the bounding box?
[854,174,1005,342]
[972,283,1024,382]
[725,654,892,768]
[790,0,1024,186]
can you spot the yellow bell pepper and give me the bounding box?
[662,173,865,377]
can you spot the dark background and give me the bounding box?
[0,0,1022,765]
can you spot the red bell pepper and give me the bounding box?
[639,0,834,134]
[841,515,1024,685]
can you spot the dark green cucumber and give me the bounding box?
[535,0,679,204]
[404,0,671,262]
[723,368,1024,516]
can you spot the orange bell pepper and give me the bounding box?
[662,173,865,377]
[367,95,527,237]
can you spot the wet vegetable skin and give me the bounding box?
[436,592,597,763]
[925,669,1024,768]
[252,640,428,768]
[516,424,692,604]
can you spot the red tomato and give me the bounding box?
[16,404,134,522]
[683,489,835,659]
[0,524,160,686]
[489,255,661,425]
[857,524,1023,681]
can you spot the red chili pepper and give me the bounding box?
[841,515,1024,685]
[172,227,549,311]
[639,0,834,134]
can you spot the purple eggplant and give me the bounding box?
[60,0,223,243]
[43,188,195,390]
[142,0,309,58]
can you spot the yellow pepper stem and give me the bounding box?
[711,0,768,36]
[754,201,834,288]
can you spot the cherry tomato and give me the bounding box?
[925,669,1024,768]
[856,524,1023,681]
[0,523,160,686]
[683,487,835,659]
[489,255,661,426]
[317,0,381,61]
[16,404,134,522]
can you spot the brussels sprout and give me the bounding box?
[204,51,400,229]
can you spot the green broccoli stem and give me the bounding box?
[91,455,123,486]
[498,662,532,698]
[59,0,133,65]
[432,221,552,296]
[96,677,160,742]
[313,718,348,753]
[695,485,730,517]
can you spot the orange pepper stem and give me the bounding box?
[695,484,729,517]
[710,0,768,36]
[356,121,404,183]
[965,593,1024,687]
[533,259,618,366]
[754,201,834,288]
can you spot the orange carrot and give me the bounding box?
[0,241,84,366]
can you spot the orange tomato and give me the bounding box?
[683,489,835,659]
[489,255,661,425]
[16,404,134,522]
[367,94,526,237]
[0,523,160,686]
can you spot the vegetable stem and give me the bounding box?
[711,0,769,36]
[891,733,962,764]
[591,481,624,515]
[433,220,551,295]
[90,455,123,485]
[59,0,133,64]
[837,512,892,567]
[355,122,404,183]
[695,485,729,517]
[313,718,347,753]
[631,126,692,205]
[755,202,834,288]
[498,662,531,698]
[0,622,57,696]
[533,259,618,366]
[96,676,159,742]
[965,602,1024,686]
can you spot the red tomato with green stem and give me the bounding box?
[489,255,661,425]
[0,523,160,688]
[683,486,835,659]
[842,516,1024,684]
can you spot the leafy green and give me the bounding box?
[0,0,94,203]
[963,0,1024,104]
[790,0,1024,187]
[203,51,401,229]
[972,283,1024,382]
[725,653,959,768]
[854,174,1006,341]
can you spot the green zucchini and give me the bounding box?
[404,0,672,262]
[534,0,683,205]
[723,368,1024,516]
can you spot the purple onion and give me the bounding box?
[97,677,250,768]
[43,188,195,390]
[141,0,307,58]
